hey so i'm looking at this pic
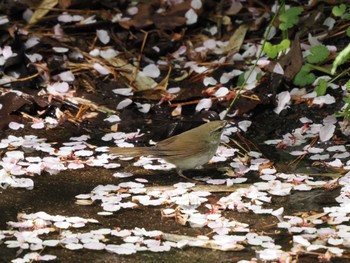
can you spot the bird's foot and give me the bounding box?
[176,169,202,184]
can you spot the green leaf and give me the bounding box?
[332,4,347,17]
[279,39,291,50]
[279,7,304,31]
[264,42,278,59]
[346,80,350,90]
[314,79,328,96]
[263,39,291,59]
[347,27,350,37]
[306,45,330,64]
[293,65,316,86]
[331,43,350,74]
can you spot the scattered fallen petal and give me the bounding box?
[93,63,111,75]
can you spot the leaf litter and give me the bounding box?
[1,0,350,262]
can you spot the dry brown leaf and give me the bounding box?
[58,0,84,9]
[266,34,303,81]
[222,24,249,55]
[154,67,172,90]
[118,3,154,29]
[153,1,192,30]
[29,0,58,25]
[109,57,158,91]
[304,211,329,221]
[66,97,116,114]
[119,0,200,31]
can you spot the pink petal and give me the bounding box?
[185,9,198,25]
[93,63,111,75]
[319,124,335,142]
[195,98,212,111]
[96,30,110,44]
[142,64,160,78]
[9,122,24,130]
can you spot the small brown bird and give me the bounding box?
[109,120,227,179]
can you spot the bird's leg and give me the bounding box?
[176,169,198,183]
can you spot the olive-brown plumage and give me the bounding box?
[109,120,227,178]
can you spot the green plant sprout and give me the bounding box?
[263,5,302,60]
[223,0,350,124]
[332,43,350,75]
[306,45,330,64]
[279,7,303,31]
[314,78,328,96]
[332,4,350,19]
[332,4,347,17]
[293,65,316,86]
[263,39,290,59]
[293,45,331,87]
[223,3,285,118]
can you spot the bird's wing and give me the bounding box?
[152,135,208,158]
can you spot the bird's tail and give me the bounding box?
[109,146,154,157]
